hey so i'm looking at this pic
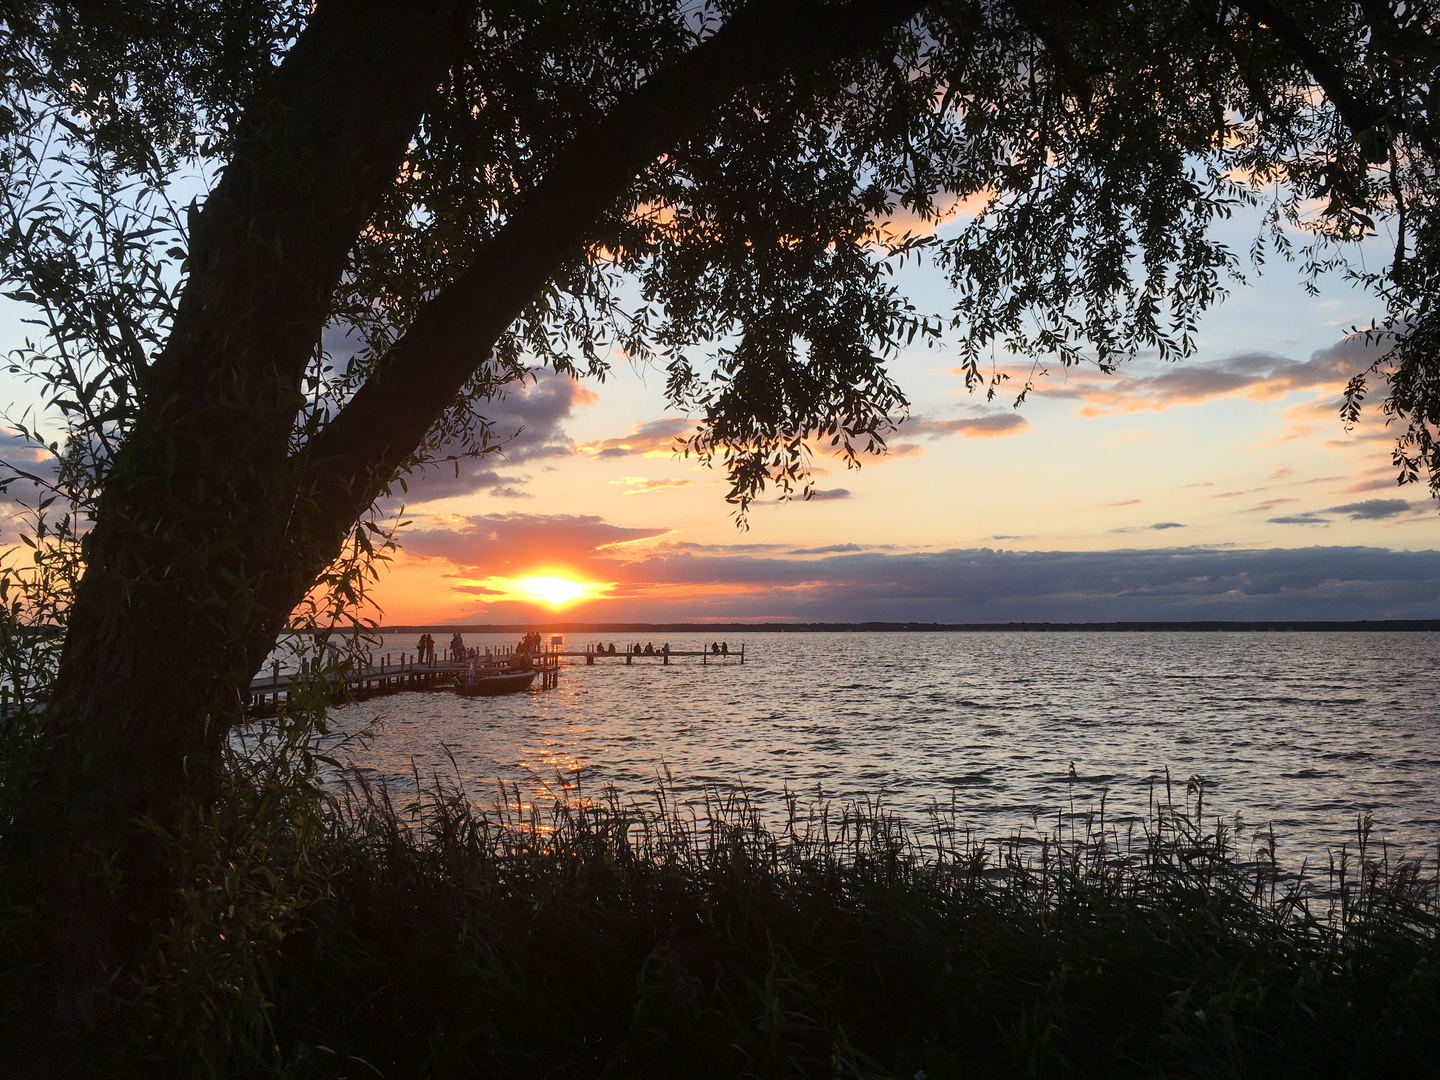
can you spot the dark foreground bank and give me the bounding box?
[4,758,1438,1079]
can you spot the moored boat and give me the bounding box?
[453,667,538,696]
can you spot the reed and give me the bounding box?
[180,761,1439,1080]
[3,716,1436,1078]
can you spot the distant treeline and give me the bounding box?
[363,619,1440,634]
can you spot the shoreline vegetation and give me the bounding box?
[6,738,1434,1079]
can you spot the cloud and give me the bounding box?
[573,409,1019,479]
[612,476,694,495]
[868,187,993,244]
[590,544,1440,622]
[396,373,597,503]
[1341,465,1406,494]
[788,542,898,555]
[0,429,56,493]
[0,429,62,542]
[1269,498,1415,525]
[898,413,1029,439]
[1018,331,1389,422]
[1110,522,1187,534]
[1105,499,1142,507]
[1327,499,1413,520]
[397,504,1440,622]
[401,512,667,576]
[581,417,696,459]
[658,540,793,555]
[805,487,851,501]
[498,375,600,463]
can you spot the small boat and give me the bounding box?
[453,667,538,696]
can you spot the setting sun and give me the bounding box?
[514,575,595,606]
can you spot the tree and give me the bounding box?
[2,0,1437,1065]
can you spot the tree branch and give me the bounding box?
[1231,0,1388,145]
[296,0,926,553]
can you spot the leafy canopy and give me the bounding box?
[3,0,1438,529]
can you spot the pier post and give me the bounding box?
[740,644,745,664]
[626,646,632,665]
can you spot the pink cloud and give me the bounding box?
[1007,332,1391,421]
[898,413,1029,439]
[1341,465,1408,494]
[402,513,668,577]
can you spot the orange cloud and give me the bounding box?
[611,476,695,495]
[868,187,994,245]
[579,417,696,459]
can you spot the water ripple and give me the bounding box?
[335,631,1440,864]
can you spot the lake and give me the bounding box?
[321,630,1440,866]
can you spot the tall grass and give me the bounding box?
[186,763,1440,1080]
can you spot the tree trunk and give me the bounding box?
[12,2,474,1069]
[7,1,924,1070]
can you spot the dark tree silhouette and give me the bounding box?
[1,0,1437,1066]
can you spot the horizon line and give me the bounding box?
[297,618,1440,634]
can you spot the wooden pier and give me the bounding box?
[569,642,745,666]
[0,641,747,727]
[243,641,744,715]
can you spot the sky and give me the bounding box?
[359,203,1440,625]
[4,206,1440,625]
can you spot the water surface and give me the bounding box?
[327,631,1440,864]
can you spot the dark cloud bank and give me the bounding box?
[401,510,1440,621]
[614,545,1440,622]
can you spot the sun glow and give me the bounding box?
[514,575,595,606]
